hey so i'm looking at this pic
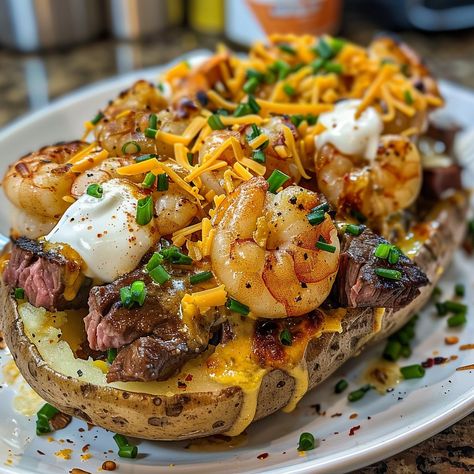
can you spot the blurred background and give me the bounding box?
[0,0,473,127]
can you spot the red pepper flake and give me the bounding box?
[349,413,358,419]
[450,355,459,361]
[177,381,187,390]
[459,344,474,351]
[330,412,342,418]
[434,356,447,365]
[78,428,85,433]
[349,425,361,436]
[82,444,90,453]
[185,373,193,382]
[257,453,269,460]
[87,423,95,431]
[444,336,459,345]
[421,358,434,368]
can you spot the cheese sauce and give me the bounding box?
[45,179,158,283]
[316,100,383,160]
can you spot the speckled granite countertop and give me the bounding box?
[0,23,472,473]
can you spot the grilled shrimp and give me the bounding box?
[315,135,422,221]
[2,141,86,220]
[211,177,340,318]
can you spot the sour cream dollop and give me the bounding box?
[316,99,383,160]
[46,179,158,283]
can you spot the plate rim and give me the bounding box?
[0,52,473,474]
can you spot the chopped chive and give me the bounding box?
[145,127,158,138]
[375,243,391,259]
[297,432,315,451]
[400,345,412,358]
[388,247,400,264]
[233,103,252,117]
[447,313,467,327]
[142,172,156,189]
[436,302,448,316]
[136,195,153,225]
[324,62,343,74]
[348,384,372,402]
[404,90,414,105]
[246,69,265,81]
[243,77,259,94]
[375,268,402,280]
[271,59,291,80]
[252,149,266,163]
[314,38,334,59]
[14,287,25,299]
[444,300,467,314]
[207,114,225,130]
[149,113,158,130]
[400,364,425,379]
[278,43,296,55]
[149,264,171,284]
[454,283,465,298]
[37,403,59,422]
[160,246,193,265]
[247,94,260,113]
[86,183,103,198]
[316,240,336,253]
[135,153,157,163]
[121,141,141,155]
[157,173,169,191]
[313,203,330,214]
[267,169,290,193]
[36,418,52,435]
[345,224,362,236]
[190,271,213,285]
[247,123,261,141]
[107,348,117,364]
[307,209,325,226]
[157,82,164,92]
[290,114,304,127]
[146,252,164,272]
[187,152,194,165]
[130,280,146,306]
[383,339,402,361]
[113,433,138,459]
[283,84,296,96]
[311,57,326,74]
[329,37,346,54]
[334,379,348,394]
[90,111,104,125]
[306,114,318,125]
[120,286,133,309]
[279,328,293,346]
[226,297,249,315]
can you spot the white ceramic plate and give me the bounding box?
[0,52,473,474]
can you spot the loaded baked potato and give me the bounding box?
[0,34,469,441]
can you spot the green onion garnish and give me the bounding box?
[400,364,425,379]
[234,103,252,117]
[348,384,372,402]
[190,271,213,285]
[375,268,402,280]
[447,313,467,327]
[149,113,158,130]
[135,153,157,163]
[311,57,326,74]
[307,209,325,226]
[271,59,291,80]
[374,243,391,259]
[157,82,164,92]
[404,90,414,105]
[142,172,156,189]
[36,403,59,435]
[90,111,104,125]
[145,127,158,139]
[226,297,250,315]
[208,114,225,130]
[290,115,304,127]
[130,280,146,306]
[278,43,296,55]
[267,169,290,193]
[146,252,164,272]
[14,287,25,299]
[157,173,169,191]
[316,239,336,253]
[86,183,103,198]
[187,152,194,165]
[454,283,465,298]
[279,328,293,346]
[436,302,447,316]
[444,300,467,314]
[252,149,266,163]
[345,224,362,236]
[136,195,153,225]
[383,339,402,361]
[120,286,132,308]
[247,94,260,113]
[334,379,348,394]
[283,84,296,96]
[121,141,141,155]
[246,69,265,81]
[388,247,400,264]
[324,62,343,74]
[312,202,330,213]
[107,348,117,364]
[149,264,171,285]
[113,433,138,459]
[297,432,315,451]
[432,286,442,299]
[159,246,193,265]
[243,77,259,94]
[247,123,261,141]
[400,345,412,358]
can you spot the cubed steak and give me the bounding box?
[3,237,90,311]
[336,228,429,308]
[85,267,218,383]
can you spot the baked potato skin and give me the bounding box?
[0,192,468,441]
